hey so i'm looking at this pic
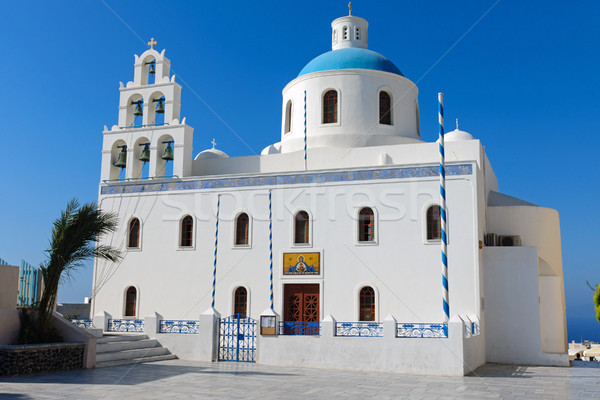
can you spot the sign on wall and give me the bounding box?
[283,252,320,275]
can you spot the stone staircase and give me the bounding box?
[95,333,177,368]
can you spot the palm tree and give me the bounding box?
[21,199,121,343]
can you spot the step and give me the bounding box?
[97,334,148,344]
[95,354,177,369]
[95,346,170,363]
[97,339,158,353]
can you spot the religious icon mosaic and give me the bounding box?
[283,252,320,275]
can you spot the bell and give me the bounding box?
[114,147,127,168]
[155,100,165,114]
[139,144,150,163]
[162,143,174,161]
[149,62,155,75]
[133,102,143,116]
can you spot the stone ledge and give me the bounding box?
[0,342,85,376]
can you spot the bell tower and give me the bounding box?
[100,38,194,182]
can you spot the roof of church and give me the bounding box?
[488,191,538,207]
[298,48,403,77]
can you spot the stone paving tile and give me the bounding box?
[0,361,599,399]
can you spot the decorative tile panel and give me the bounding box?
[472,322,480,336]
[335,322,383,337]
[396,323,448,338]
[69,318,93,329]
[159,320,200,334]
[278,321,320,336]
[464,322,472,338]
[101,164,473,195]
[107,319,144,332]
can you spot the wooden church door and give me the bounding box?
[284,284,319,323]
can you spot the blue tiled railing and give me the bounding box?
[396,323,448,339]
[159,320,200,334]
[472,322,480,336]
[335,322,383,337]
[107,319,144,332]
[464,322,472,338]
[69,318,93,329]
[278,321,320,336]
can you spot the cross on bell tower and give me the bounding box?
[148,37,157,50]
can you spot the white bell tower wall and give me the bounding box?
[100,44,193,182]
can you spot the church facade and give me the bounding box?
[91,11,568,375]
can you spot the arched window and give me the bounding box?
[128,218,140,248]
[294,211,309,244]
[322,90,338,124]
[284,100,292,134]
[235,213,249,246]
[234,287,247,317]
[379,91,392,125]
[343,26,349,40]
[359,286,375,321]
[332,29,338,44]
[355,26,360,40]
[180,215,193,247]
[125,286,137,317]
[358,207,375,242]
[427,205,441,240]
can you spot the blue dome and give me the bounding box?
[298,48,403,77]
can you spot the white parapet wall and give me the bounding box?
[257,315,483,376]
[483,247,568,366]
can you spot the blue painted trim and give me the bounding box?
[101,164,473,195]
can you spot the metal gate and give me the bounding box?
[218,314,256,362]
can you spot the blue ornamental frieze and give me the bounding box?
[107,318,145,333]
[101,164,473,195]
[336,322,383,337]
[159,320,200,334]
[396,323,448,339]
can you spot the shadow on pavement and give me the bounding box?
[468,364,532,378]
[0,362,296,385]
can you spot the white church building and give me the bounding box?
[90,10,568,375]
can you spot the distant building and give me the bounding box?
[91,9,568,374]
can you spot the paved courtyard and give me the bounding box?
[1,360,599,399]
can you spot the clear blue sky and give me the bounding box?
[1,1,598,341]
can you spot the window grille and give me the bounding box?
[359,287,375,321]
[180,215,193,247]
[358,208,375,242]
[234,287,248,316]
[235,213,249,245]
[322,90,338,124]
[427,205,441,240]
[379,91,392,125]
[294,211,310,244]
[128,218,140,248]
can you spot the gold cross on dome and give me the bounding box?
[211,138,217,149]
[348,2,352,15]
[148,37,157,50]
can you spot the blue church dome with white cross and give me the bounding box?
[298,48,403,77]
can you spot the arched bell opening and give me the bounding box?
[132,136,151,179]
[126,93,143,128]
[141,55,156,86]
[148,91,166,127]
[110,139,128,181]
[155,134,174,178]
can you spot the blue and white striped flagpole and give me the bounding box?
[211,194,221,309]
[268,190,274,309]
[438,93,449,323]
[304,90,307,170]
